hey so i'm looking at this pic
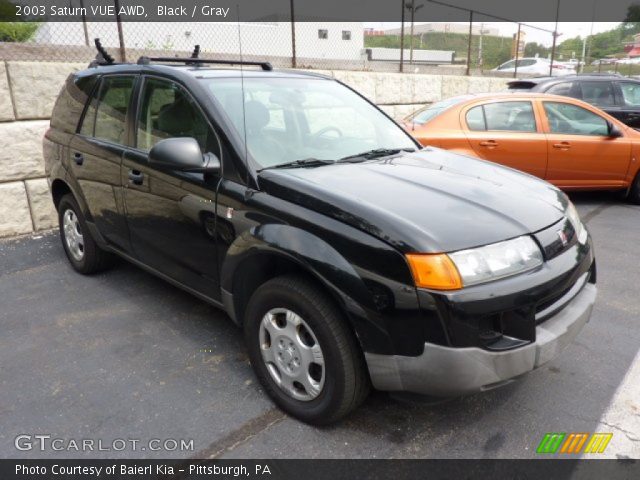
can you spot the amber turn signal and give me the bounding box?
[405,253,463,290]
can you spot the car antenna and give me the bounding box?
[89,38,115,67]
[186,44,200,66]
[236,4,250,189]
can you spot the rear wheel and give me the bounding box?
[58,194,113,274]
[244,274,370,424]
[628,172,640,205]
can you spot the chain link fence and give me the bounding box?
[1,4,625,77]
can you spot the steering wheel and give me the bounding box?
[312,126,343,139]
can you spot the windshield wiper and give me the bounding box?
[258,158,335,172]
[337,148,415,163]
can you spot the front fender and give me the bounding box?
[220,224,396,354]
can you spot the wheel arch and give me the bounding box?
[220,225,381,354]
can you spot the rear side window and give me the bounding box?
[409,96,471,125]
[51,75,97,135]
[620,82,640,107]
[466,101,536,132]
[580,81,615,107]
[80,76,134,144]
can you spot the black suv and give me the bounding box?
[44,54,597,424]
[508,74,640,128]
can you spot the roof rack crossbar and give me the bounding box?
[136,56,273,71]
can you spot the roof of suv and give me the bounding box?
[81,62,333,80]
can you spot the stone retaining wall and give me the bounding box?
[0,61,508,238]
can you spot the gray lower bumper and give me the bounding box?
[365,283,597,397]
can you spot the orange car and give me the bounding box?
[403,93,640,204]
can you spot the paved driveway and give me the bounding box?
[0,192,638,459]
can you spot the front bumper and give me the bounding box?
[365,282,596,397]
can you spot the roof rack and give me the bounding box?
[136,56,273,71]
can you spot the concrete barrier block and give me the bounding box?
[25,178,56,231]
[0,120,49,182]
[489,76,509,92]
[412,75,442,103]
[0,62,15,121]
[467,76,493,94]
[332,70,377,103]
[441,75,470,99]
[0,182,33,237]
[375,72,415,105]
[7,61,85,119]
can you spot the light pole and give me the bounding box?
[405,1,424,64]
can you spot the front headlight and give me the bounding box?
[406,235,543,290]
[566,202,588,244]
[450,236,543,287]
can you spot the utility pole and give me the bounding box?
[466,11,473,76]
[113,0,126,62]
[549,0,561,76]
[478,22,484,73]
[514,23,521,78]
[290,0,296,68]
[400,0,405,72]
[406,1,424,64]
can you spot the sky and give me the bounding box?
[363,22,622,46]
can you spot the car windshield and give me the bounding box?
[201,76,416,169]
[407,96,472,125]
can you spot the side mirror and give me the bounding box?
[607,121,623,138]
[149,137,220,173]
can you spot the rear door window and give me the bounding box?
[546,82,575,97]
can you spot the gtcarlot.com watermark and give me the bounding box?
[15,434,194,453]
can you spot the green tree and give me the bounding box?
[0,1,39,42]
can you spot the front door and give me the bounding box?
[542,101,631,188]
[122,76,223,300]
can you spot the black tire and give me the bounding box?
[244,274,370,424]
[628,172,640,205]
[58,194,113,274]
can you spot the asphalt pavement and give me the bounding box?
[0,191,638,459]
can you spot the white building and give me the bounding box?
[35,22,365,61]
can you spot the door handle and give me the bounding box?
[553,142,571,150]
[128,170,144,185]
[479,140,498,148]
[73,152,84,166]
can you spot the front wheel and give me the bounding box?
[244,275,370,424]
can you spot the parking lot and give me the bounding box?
[0,191,638,460]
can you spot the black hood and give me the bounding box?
[257,148,568,253]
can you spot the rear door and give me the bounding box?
[462,100,548,178]
[541,100,631,188]
[69,75,136,252]
[122,76,222,299]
